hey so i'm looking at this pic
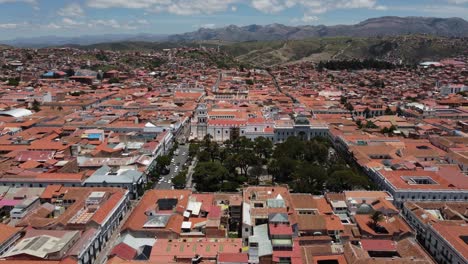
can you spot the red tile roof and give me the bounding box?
[110,243,137,260]
[91,190,125,225]
[218,253,248,263]
[360,239,397,252]
[269,223,293,235]
[0,223,22,245]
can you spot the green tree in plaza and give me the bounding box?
[292,163,327,194]
[192,161,230,192]
[254,136,273,160]
[326,170,369,192]
[201,134,220,161]
[268,136,372,193]
[249,164,264,185]
[271,157,297,183]
[191,134,372,193]
[188,143,200,157]
[273,136,306,161]
[155,155,171,174]
[172,170,187,189]
[198,150,211,162]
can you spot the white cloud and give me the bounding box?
[290,0,380,14]
[385,4,468,18]
[87,0,172,9]
[86,0,386,15]
[87,19,143,29]
[251,0,289,13]
[62,18,85,27]
[0,0,36,4]
[0,0,38,10]
[0,23,20,29]
[58,3,85,17]
[45,23,62,29]
[301,14,319,23]
[165,0,237,15]
[447,0,468,4]
[89,19,122,28]
[291,14,319,24]
[201,23,216,29]
[421,4,468,16]
[374,5,387,10]
[37,18,148,31]
[136,19,150,25]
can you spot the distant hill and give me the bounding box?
[1,16,467,48]
[0,33,167,48]
[223,35,468,66]
[64,35,468,66]
[169,17,468,42]
[63,41,199,51]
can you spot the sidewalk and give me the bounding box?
[185,157,198,190]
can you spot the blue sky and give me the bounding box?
[0,0,467,40]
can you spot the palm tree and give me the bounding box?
[369,211,384,230]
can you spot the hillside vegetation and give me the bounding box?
[222,35,468,66]
[62,35,467,67]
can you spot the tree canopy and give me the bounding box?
[269,136,371,194]
[155,155,170,174]
[172,170,187,189]
[192,161,235,192]
[191,135,371,194]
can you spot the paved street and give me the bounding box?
[154,144,190,190]
[95,200,137,264]
[185,157,198,190]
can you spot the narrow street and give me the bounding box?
[185,157,198,190]
[95,201,137,264]
[154,144,190,190]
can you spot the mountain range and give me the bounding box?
[0,16,467,48]
[0,33,167,48]
[169,17,468,42]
